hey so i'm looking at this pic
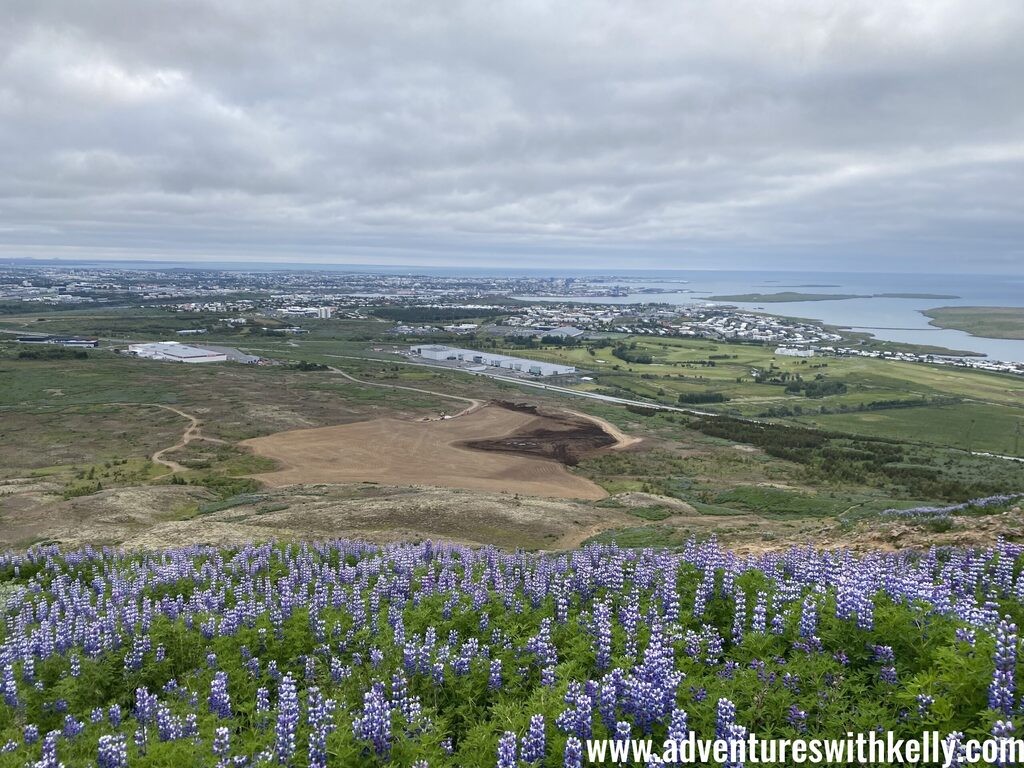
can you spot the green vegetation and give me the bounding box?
[490,335,1024,457]
[369,305,516,323]
[708,292,864,302]
[923,305,1024,339]
[16,347,90,360]
[707,292,959,302]
[626,505,675,521]
[3,309,1023,532]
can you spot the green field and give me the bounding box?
[3,309,1024,543]
[489,334,1024,457]
[923,305,1024,339]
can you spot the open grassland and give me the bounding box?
[923,305,1024,339]
[3,313,1024,554]
[488,335,1024,456]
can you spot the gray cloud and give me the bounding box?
[1,0,1022,271]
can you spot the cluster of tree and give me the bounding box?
[498,335,585,349]
[288,360,329,371]
[759,396,962,418]
[625,404,660,417]
[693,415,1021,501]
[784,377,848,398]
[370,306,511,323]
[678,391,729,404]
[612,343,653,364]
[693,416,828,463]
[17,347,89,360]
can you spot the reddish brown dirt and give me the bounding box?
[459,402,618,465]
[241,404,618,500]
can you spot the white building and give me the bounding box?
[410,345,575,376]
[317,306,335,319]
[128,342,228,363]
[774,346,815,357]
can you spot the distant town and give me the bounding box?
[2,262,1022,377]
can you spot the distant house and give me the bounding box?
[176,329,208,335]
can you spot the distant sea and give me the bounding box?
[510,271,1024,362]
[5,259,1023,361]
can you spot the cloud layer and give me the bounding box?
[1,0,1022,271]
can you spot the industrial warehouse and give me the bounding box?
[127,342,228,363]
[409,344,575,376]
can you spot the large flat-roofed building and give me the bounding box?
[774,346,815,358]
[410,345,575,376]
[128,342,228,363]
[16,335,98,348]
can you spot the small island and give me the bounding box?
[709,291,962,303]
[875,292,961,299]
[708,291,865,302]
[923,306,1024,340]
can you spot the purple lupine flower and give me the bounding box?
[916,694,935,718]
[256,686,271,729]
[942,731,968,767]
[992,720,1017,768]
[593,599,613,669]
[990,618,1017,716]
[275,674,299,764]
[97,734,128,768]
[798,594,817,639]
[489,658,503,690]
[715,698,736,740]
[564,736,583,768]
[213,726,231,766]
[520,713,546,764]
[307,685,337,768]
[787,705,807,733]
[668,708,688,744]
[353,681,392,758]
[2,664,17,708]
[39,731,60,768]
[209,670,232,718]
[62,714,84,740]
[497,731,518,768]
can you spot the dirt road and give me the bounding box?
[144,405,226,475]
[327,364,484,419]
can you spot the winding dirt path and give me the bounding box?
[564,409,643,451]
[140,405,226,475]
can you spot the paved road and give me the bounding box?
[323,353,719,416]
[326,353,1024,464]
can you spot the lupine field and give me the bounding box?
[1,538,1022,767]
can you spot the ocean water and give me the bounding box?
[7,260,1023,361]
[514,271,1024,362]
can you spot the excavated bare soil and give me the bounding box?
[241,403,624,500]
[459,402,617,466]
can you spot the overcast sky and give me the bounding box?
[1,0,1022,272]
